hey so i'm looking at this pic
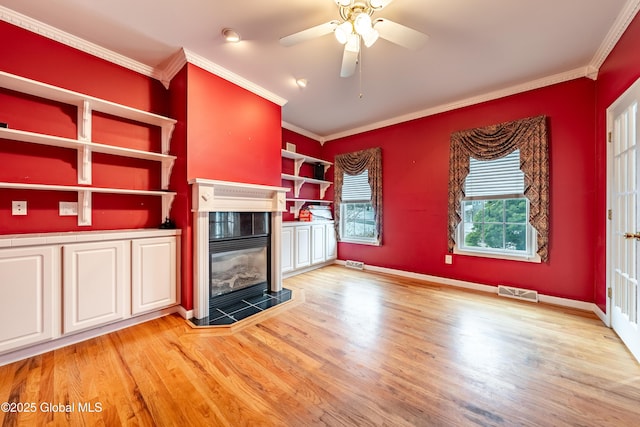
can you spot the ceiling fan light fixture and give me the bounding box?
[345,33,360,53]
[335,0,352,6]
[221,28,241,43]
[362,28,379,47]
[369,0,384,8]
[354,13,372,35]
[335,21,353,44]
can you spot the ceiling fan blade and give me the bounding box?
[374,18,429,50]
[280,20,339,47]
[340,45,358,78]
[370,0,394,9]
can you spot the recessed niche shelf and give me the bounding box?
[281,173,332,199]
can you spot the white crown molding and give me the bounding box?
[589,0,640,78]
[323,66,591,141]
[181,49,288,107]
[0,6,161,81]
[282,121,326,145]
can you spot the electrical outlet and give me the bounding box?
[12,201,27,216]
[445,254,453,265]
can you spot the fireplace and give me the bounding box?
[209,212,270,307]
[189,179,289,324]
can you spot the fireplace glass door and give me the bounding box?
[210,246,267,297]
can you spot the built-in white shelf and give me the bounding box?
[285,198,333,218]
[0,128,176,189]
[0,71,178,226]
[0,182,176,227]
[281,173,332,199]
[281,149,332,176]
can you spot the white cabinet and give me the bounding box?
[325,223,337,261]
[294,225,311,269]
[131,237,177,315]
[311,223,326,265]
[283,221,336,276]
[0,246,60,353]
[281,226,295,273]
[63,240,131,334]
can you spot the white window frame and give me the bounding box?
[454,151,540,263]
[339,170,378,245]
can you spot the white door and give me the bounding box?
[609,77,640,362]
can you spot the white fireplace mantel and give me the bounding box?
[189,178,289,320]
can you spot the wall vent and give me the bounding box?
[497,285,539,303]
[345,260,365,270]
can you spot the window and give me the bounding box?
[340,170,377,244]
[456,150,538,260]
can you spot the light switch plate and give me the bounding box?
[12,201,27,216]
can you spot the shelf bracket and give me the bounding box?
[293,158,304,177]
[161,123,175,155]
[161,158,175,190]
[162,193,176,222]
[293,179,303,198]
[77,190,92,226]
[289,200,306,218]
[319,182,331,199]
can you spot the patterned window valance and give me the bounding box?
[334,147,383,245]
[448,115,549,261]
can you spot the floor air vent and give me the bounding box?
[345,260,365,270]
[497,285,539,303]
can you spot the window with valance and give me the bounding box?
[448,115,549,262]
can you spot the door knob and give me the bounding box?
[623,232,640,240]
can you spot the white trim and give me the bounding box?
[589,0,640,77]
[0,6,161,81]
[0,306,180,367]
[324,67,590,141]
[335,260,604,322]
[282,121,326,144]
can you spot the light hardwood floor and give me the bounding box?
[1,265,639,426]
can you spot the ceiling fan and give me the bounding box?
[280,0,429,78]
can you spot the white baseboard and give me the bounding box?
[176,305,193,320]
[0,306,180,367]
[334,260,604,323]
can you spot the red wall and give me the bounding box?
[594,13,640,310]
[322,78,598,302]
[170,64,283,310]
[0,21,169,234]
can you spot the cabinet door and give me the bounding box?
[325,223,337,261]
[294,225,311,269]
[311,224,326,265]
[281,227,295,273]
[131,237,177,315]
[0,246,59,353]
[63,241,130,334]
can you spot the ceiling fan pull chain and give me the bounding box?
[359,48,364,99]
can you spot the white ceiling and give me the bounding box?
[0,0,635,140]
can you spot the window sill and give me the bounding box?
[339,238,380,246]
[453,246,541,263]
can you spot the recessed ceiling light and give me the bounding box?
[296,78,308,88]
[222,28,241,43]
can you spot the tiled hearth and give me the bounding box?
[190,288,292,326]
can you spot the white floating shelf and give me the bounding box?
[0,182,176,227]
[281,173,332,198]
[281,149,332,176]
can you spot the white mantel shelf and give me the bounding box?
[189,178,289,213]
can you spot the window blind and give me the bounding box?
[464,149,524,197]
[342,169,371,201]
